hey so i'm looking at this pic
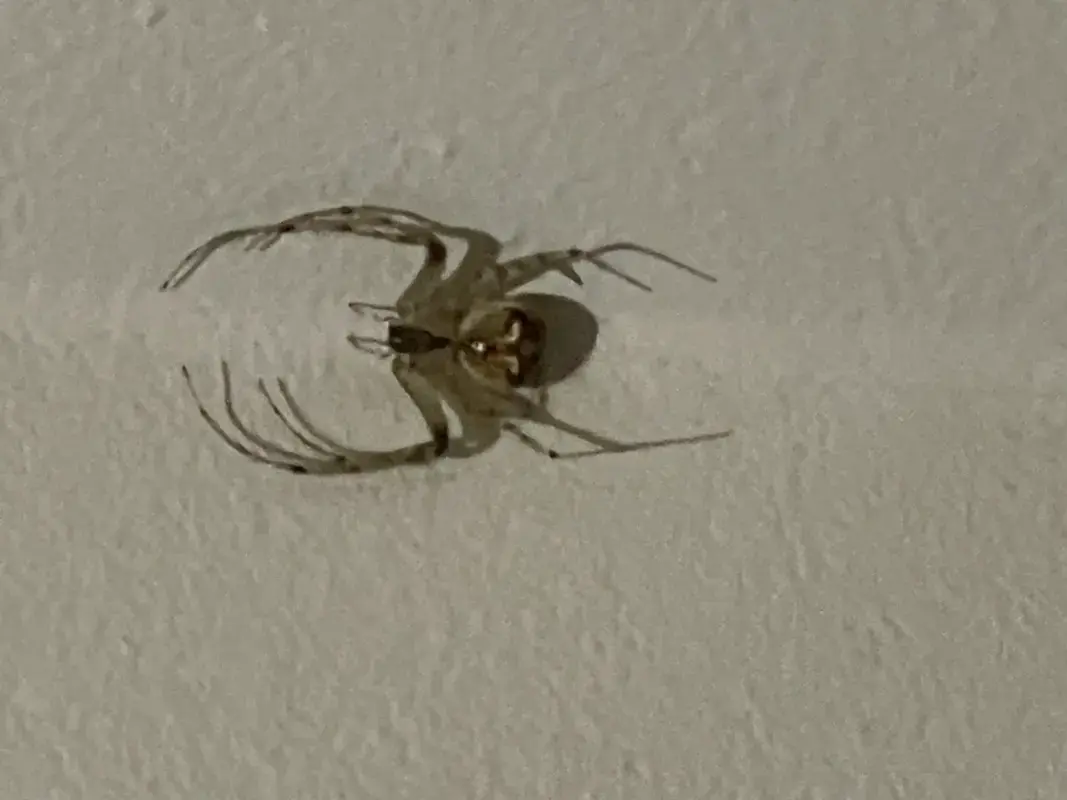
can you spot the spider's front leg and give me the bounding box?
[388,356,452,458]
[254,360,450,471]
[359,210,515,309]
[353,209,590,304]
[160,206,448,293]
[179,359,451,475]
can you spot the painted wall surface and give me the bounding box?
[1,2,1065,797]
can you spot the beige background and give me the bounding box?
[2,2,1066,798]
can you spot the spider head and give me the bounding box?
[460,305,546,387]
[386,323,451,355]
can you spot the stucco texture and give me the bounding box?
[1,2,1065,798]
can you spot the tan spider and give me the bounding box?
[161,204,728,475]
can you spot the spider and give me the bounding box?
[162,204,728,475]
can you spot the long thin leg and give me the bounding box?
[167,203,590,312]
[388,357,452,457]
[347,301,396,318]
[161,225,277,290]
[181,365,334,469]
[256,379,342,457]
[484,240,722,298]
[334,205,508,312]
[332,205,569,308]
[346,334,394,359]
[402,364,505,460]
[352,207,675,297]
[160,209,447,292]
[585,242,717,285]
[522,403,733,459]
[491,383,734,458]
[180,364,447,474]
[274,357,450,460]
[471,250,590,297]
[501,422,559,458]
[265,204,439,229]
[241,212,450,314]
[548,429,734,459]
[395,235,447,314]
[489,249,660,296]
[348,301,395,312]
[214,361,325,462]
[367,218,716,297]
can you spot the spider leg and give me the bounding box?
[517,399,633,453]
[350,208,668,296]
[271,356,450,463]
[181,362,448,474]
[494,386,558,457]
[497,385,733,458]
[240,205,424,248]
[256,379,343,458]
[388,357,452,457]
[394,234,448,315]
[486,250,587,296]
[244,204,560,309]
[491,249,656,296]
[160,225,279,290]
[585,242,717,285]
[306,207,486,314]
[482,240,721,297]
[234,207,451,315]
[352,208,508,309]
[242,216,440,253]
[160,207,447,292]
[549,429,733,460]
[273,204,439,228]
[500,422,559,458]
[400,362,506,460]
[180,365,351,474]
[526,406,734,459]
[346,334,394,359]
[213,361,327,462]
[349,302,396,315]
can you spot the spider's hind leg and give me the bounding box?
[501,387,732,459]
[501,422,559,458]
[265,357,451,465]
[483,250,587,296]
[267,375,448,469]
[491,248,653,296]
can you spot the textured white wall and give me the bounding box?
[2,1,1065,797]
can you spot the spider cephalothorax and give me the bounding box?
[384,304,544,387]
[455,304,547,388]
[162,203,726,474]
